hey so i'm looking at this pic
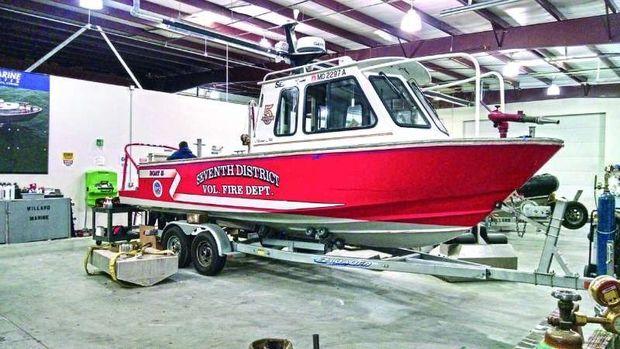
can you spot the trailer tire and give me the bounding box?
[191,232,226,276]
[162,226,191,268]
[562,201,588,230]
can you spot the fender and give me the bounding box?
[164,221,232,256]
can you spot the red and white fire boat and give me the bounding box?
[120,55,562,248]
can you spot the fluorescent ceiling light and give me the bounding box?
[374,30,396,43]
[546,83,560,96]
[401,9,422,33]
[148,28,185,40]
[502,62,521,77]
[79,0,103,10]
[259,37,271,48]
[186,11,230,27]
[440,0,520,17]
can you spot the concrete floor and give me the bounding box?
[0,226,596,349]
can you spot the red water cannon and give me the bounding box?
[488,106,559,138]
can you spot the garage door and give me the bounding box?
[463,113,605,209]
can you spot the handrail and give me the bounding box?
[121,143,177,191]
[423,71,506,112]
[412,53,482,137]
[261,56,350,84]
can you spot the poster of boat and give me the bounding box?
[0,68,50,174]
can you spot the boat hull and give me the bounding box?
[0,108,42,123]
[120,138,562,247]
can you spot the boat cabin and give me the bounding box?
[250,57,450,153]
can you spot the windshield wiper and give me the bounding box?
[378,72,415,110]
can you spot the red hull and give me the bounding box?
[120,139,562,230]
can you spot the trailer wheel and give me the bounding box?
[562,201,588,230]
[191,233,226,276]
[162,226,191,268]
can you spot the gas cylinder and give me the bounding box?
[536,290,583,349]
[597,190,617,276]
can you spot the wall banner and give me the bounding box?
[0,68,50,174]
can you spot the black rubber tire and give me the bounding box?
[191,233,226,276]
[95,240,102,246]
[162,225,191,268]
[562,201,589,230]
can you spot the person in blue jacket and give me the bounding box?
[167,141,196,160]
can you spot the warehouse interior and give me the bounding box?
[1,0,620,348]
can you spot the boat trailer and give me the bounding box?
[159,199,591,290]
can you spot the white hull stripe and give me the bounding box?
[121,197,265,213]
[173,193,342,210]
[169,172,181,198]
[139,169,178,178]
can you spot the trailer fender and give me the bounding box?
[165,222,232,257]
[192,224,232,257]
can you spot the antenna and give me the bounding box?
[282,22,327,67]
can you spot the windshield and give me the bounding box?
[408,80,449,135]
[369,75,429,128]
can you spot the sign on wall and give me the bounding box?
[0,68,50,174]
[62,152,74,167]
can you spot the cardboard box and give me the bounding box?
[187,213,209,224]
[139,225,161,250]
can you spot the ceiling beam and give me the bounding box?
[170,0,346,52]
[50,0,285,56]
[310,0,419,42]
[388,1,462,35]
[2,0,271,66]
[0,1,286,89]
[531,49,588,84]
[468,1,566,88]
[464,83,620,104]
[455,0,513,29]
[534,0,567,21]
[0,15,212,72]
[3,31,199,76]
[129,0,288,36]
[589,45,620,79]
[0,34,190,76]
[241,0,382,47]
[605,0,619,14]
[331,13,620,60]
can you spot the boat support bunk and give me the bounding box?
[163,199,591,290]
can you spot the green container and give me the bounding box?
[85,169,118,207]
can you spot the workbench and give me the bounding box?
[91,205,143,245]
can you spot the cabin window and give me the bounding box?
[304,77,377,134]
[274,87,299,136]
[369,75,430,129]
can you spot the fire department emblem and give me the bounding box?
[261,104,274,125]
[152,180,163,198]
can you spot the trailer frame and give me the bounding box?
[156,199,591,290]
